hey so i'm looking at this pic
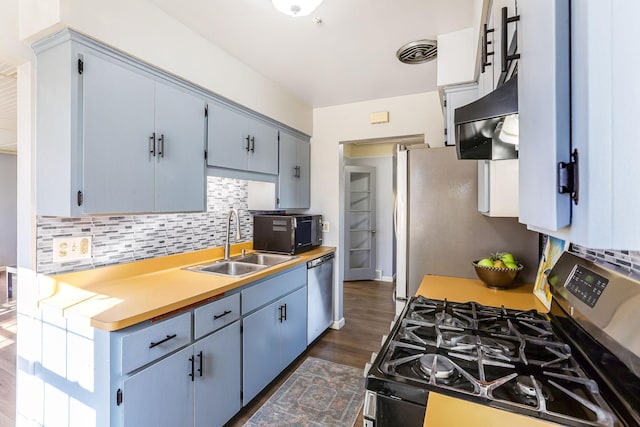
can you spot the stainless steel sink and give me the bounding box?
[233,253,296,266]
[184,253,296,277]
[198,261,265,276]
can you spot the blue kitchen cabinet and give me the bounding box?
[277,131,310,209]
[123,345,195,427]
[83,51,206,214]
[207,101,279,175]
[242,267,308,405]
[193,321,241,427]
[278,286,308,371]
[34,29,206,215]
[242,298,283,405]
[518,0,640,249]
[120,310,241,427]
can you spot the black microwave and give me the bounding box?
[253,214,323,254]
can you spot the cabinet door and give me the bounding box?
[296,141,311,209]
[518,0,571,231]
[278,134,310,209]
[82,51,156,213]
[247,118,278,174]
[207,103,249,171]
[155,82,206,212]
[194,321,241,427]
[123,346,194,427]
[242,300,281,405]
[279,286,308,371]
[277,132,298,208]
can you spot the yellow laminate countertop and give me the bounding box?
[38,243,335,331]
[417,275,558,427]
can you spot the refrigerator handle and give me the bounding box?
[393,193,398,237]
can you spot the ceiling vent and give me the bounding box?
[396,39,437,64]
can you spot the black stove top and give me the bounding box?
[366,296,619,427]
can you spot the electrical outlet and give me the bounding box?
[53,236,92,263]
[322,221,330,233]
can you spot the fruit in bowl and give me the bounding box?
[473,252,523,289]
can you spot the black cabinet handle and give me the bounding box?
[501,7,520,73]
[197,351,203,377]
[149,132,156,156]
[284,303,287,321]
[158,134,165,158]
[245,135,251,152]
[213,310,232,320]
[149,334,177,349]
[278,305,284,323]
[481,23,494,73]
[189,355,195,381]
[250,136,255,153]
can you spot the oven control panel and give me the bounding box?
[565,265,609,308]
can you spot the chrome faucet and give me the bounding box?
[224,209,241,260]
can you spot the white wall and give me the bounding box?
[311,90,444,325]
[17,0,312,134]
[0,153,17,266]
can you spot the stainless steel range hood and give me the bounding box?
[454,75,519,160]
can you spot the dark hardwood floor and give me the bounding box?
[226,280,396,426]
[0,276,394,427]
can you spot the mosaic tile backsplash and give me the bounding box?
[570,245,640,278]
[37,177,254,274]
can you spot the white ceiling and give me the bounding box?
[150,0,476,108]
[0,63,16,154]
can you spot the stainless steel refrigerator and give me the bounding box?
[394,145,539,301]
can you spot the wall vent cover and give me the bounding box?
[396,39,437,64]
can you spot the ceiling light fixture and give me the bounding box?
[272,0,323,17]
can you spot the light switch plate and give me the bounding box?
[53,236,92,263]
[322,221,330,232]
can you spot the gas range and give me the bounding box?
[364,253,640,427]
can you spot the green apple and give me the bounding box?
[478,258,494,268]
[504,261,519,269]
[500,252,516,263]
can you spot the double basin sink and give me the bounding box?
[185,253,296,277]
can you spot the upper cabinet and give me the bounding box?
[518,0,640,249]
[35,30,206,216]
[207,102,279,175]
[277,131,310,209]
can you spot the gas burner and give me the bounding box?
[480,337,517,359]
[419,354,455,379]
[435,312,469,328]
[511,375,552,407]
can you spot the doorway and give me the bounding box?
[344,165,376,280]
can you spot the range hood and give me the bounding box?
[454,75,519,160]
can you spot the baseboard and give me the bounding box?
[381,275,394,282]
[330,317,345,330]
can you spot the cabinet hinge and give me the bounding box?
[78,58,84,75]
[77,190,83,206]
[240,391,243,401]
[276,198,280,206]
[443,99,447,107]
[204,149,208,160]
[116,388,123,406]
[240,325,243,333]
[558,149,579,205]
[204,105,208,117]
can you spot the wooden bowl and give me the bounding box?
[472,261,523,289]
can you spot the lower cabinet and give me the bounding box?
[122,321,241,427]
[242,286,307,405]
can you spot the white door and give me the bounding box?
[344,166,376,281]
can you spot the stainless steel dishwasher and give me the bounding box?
[307,252,334,345]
